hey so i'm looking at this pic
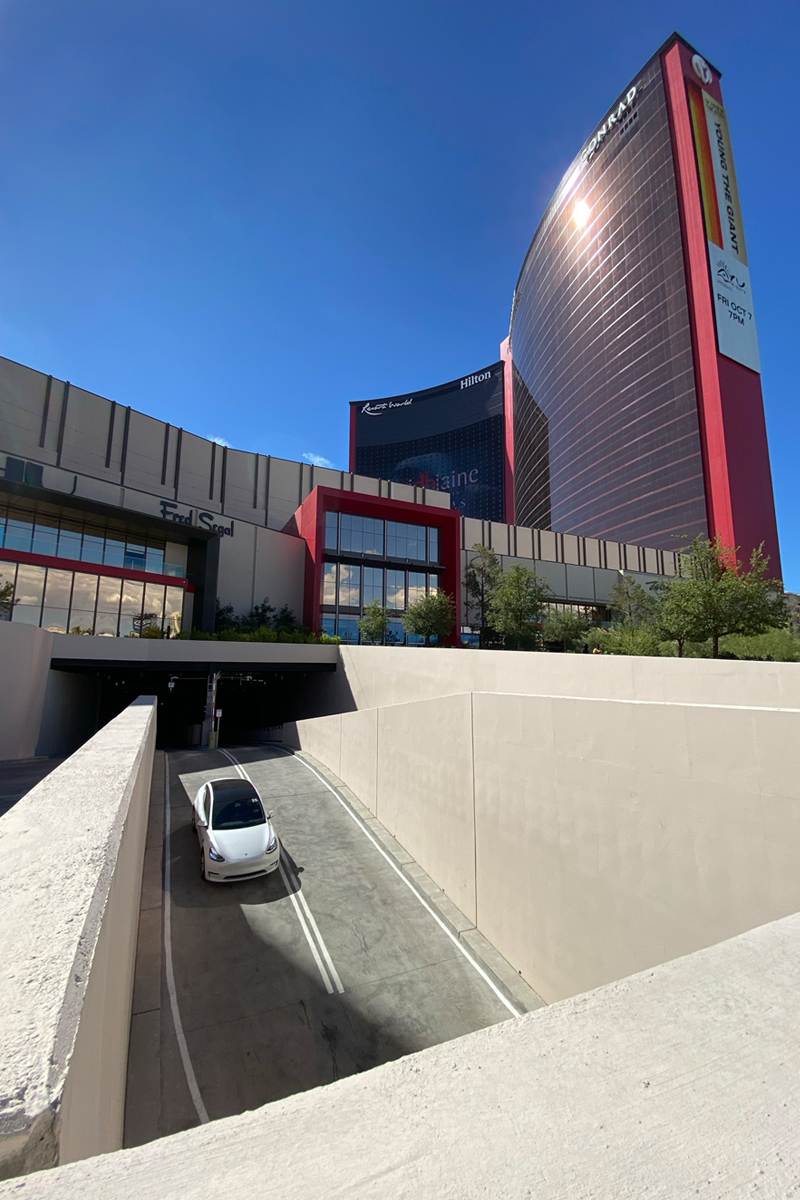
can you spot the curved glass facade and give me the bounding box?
[510,53,708,550]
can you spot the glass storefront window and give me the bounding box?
[71,573,98,614]
[322,562,337,606]
[145,545,165,574]
[58,521,83,560]
[42,608,69,633]
[124,541,146,571]
[5,515,33,554]
[428,573,439,596]
[104,535,125,569]
[96,577,122,636]
[0,511,5,549]
[337,616,359,644]
[321,614,336,638]
[363,566,384,606]
[428,527,440,564]
[386,569,405,610]
[338,564,361,608]
[81,529,105,565]
[0,562,16,620]
[32,520,59,557]
[340,514,384,556]
[143,582,166,632]
[164,587,184,636]
[387,521,426,561]
[324,511,339,552]
[407,572,426,606]
[386,619,405,645]
[44,568,73,610]
[13,563,45,625]
[119,579,145,636]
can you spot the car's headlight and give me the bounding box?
[208,846,225,862]
[266,833,278,853]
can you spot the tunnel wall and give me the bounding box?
[0,698,156,1178]
[0,622,53,760]
[286,685,800,1003]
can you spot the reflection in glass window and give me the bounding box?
[338,564,361,608]
[386,569,405,610]
[97,576,122,613]
[124,542,146,571]
[337,615,359,644]
[0,511,5,550]
[340,514,384,556]
[164,587,184,635]
[32,520,59,557]
[428,527,440,564]
[428,574,439,596]
[386,619,405,645]
[144,582,166,631]
[13,563,45,625]
[145,545,165,574]
[407,572,426,606]
[363,566,384,606]
[42,608,69,633]
[0,562,15,620]
[58,521,83,560]
[81,529,105,564]
[71,573,98,613]
[322,562,337,606]
[321,614,336,638]
[324,511,339,552]
[104,536,125,568]
[387,521,426,561]
[44,569,73,610]
[5,515,33,553]
[14,563,45,607]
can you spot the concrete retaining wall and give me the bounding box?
[0,697,156,1178]
[0,622,53,761]
[287,685,800,1002]
[1,912,798,1199]
[332,644,800,713]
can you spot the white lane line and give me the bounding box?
[163,753,210,1125]
[270,746,523,1019]
[217,748,344,995]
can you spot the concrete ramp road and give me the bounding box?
[124,745,521,1144]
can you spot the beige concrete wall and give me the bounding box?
[3,913,798,1199]
[377,693,476,924]
[0,622,53,760]
[0,698,156,1178]
[332,645,800,714]
[290,684,800,1003]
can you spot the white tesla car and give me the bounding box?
[192,777,280,882]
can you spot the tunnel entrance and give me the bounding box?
[49,662,335,752]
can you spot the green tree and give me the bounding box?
[464,544,502,640]
[359,600,390,645]
[487,565,551,650]
[0,580,14,619]
[402,591,455,646]
[541,606,590,652]
[657,537,785,658]
[587,624,662,657]
[608,574,658,625]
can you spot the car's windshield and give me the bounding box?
[210,785,266,830]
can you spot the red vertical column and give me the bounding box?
[500,337,515,526]
[661,41,781,576]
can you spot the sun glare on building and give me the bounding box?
[573,199,590,229]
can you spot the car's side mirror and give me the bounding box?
[267,810,274,820]
[197,819,208,829]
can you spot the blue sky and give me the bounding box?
[1,0,798,587]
